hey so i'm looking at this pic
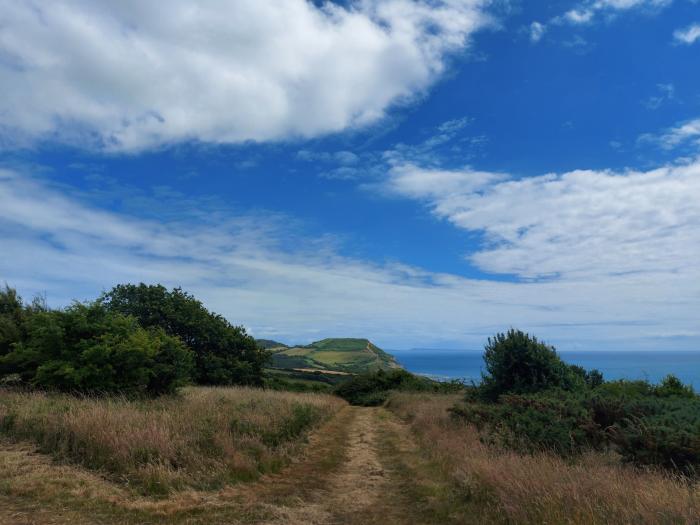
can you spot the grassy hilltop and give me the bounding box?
[266,337,402,374]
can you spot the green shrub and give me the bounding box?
[1,301,193,395]
[655,374,695,398]
[479,329,584,401]
[101,283,269,386]
[451,390,605,456]
[612,405,700,473]
[334,369,460,406]
[453,370,700,474]
[0,285,24,357]
[454,328,700,475]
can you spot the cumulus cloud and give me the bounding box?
[1,167,699,350]
[0,0,492,152]
[674,23,700,45]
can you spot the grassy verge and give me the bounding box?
[0,386,345,496]
[386,392,700,524]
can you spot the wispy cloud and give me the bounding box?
[640,117,700,150]
[674,23,700,45]
[297,116,481,180]
[643,83,675,110]
[560,0,673,25]
[530,0,673,44]
[0,0,494,152]
[2,166,699,350]
[529,21,547,42]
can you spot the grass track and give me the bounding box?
[0,399,472,524]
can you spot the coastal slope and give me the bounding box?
[266,338,402,374]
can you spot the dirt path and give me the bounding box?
[0,406,461,525]
[324,408,388,513]
[264,406,460,525]
[265,407,391,524]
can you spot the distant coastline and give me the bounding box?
[391,349,700,386]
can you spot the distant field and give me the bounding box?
[269,338,402,374]
[312,350,366,364]
[282,347,313,357]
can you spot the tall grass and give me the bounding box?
[0,386,345,496]
[387,392,700,524]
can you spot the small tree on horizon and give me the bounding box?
[479,329,583,400]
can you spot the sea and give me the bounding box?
[390,350,700,387]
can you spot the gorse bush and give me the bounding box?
[389,392,700,524]
[101,283,269,386]
[451,329,700,475]
[451,390,604,456]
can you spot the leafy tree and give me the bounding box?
[0,285,25,357]
[479,329,583,400]
[1,301,193,395]
[100,283,269,385]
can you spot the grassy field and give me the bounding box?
[386,392,700,524]
[2,385,699,524]
[0,387,345,496]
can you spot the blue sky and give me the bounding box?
[1,0,699,350]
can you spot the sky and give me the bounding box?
[0,0,699,351]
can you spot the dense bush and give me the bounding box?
[451,390,604,456]
[0,300,193,395]
[479,329,588,400]
[452,331,700,475]
[334,369,462,406]
[101,283,269,386]
[0,285,24,356]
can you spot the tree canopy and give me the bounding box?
[0,294,193,395]
[479,329,585,400]
[100,283,269,386]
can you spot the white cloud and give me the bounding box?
[674,23,700,45]
[0,0,491,152]
[563,9,595,24]
[384,160,700,281]
[382,163,505,198]
[645,117,700,149]
[537,0,673,36]
[529,21,546,42]
[1,167,699,350]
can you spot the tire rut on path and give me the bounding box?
[263,407,390,525]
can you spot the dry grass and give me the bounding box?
[386,392,700,525]
[0,386,345,496]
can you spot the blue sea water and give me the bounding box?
[391,350,700,387]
